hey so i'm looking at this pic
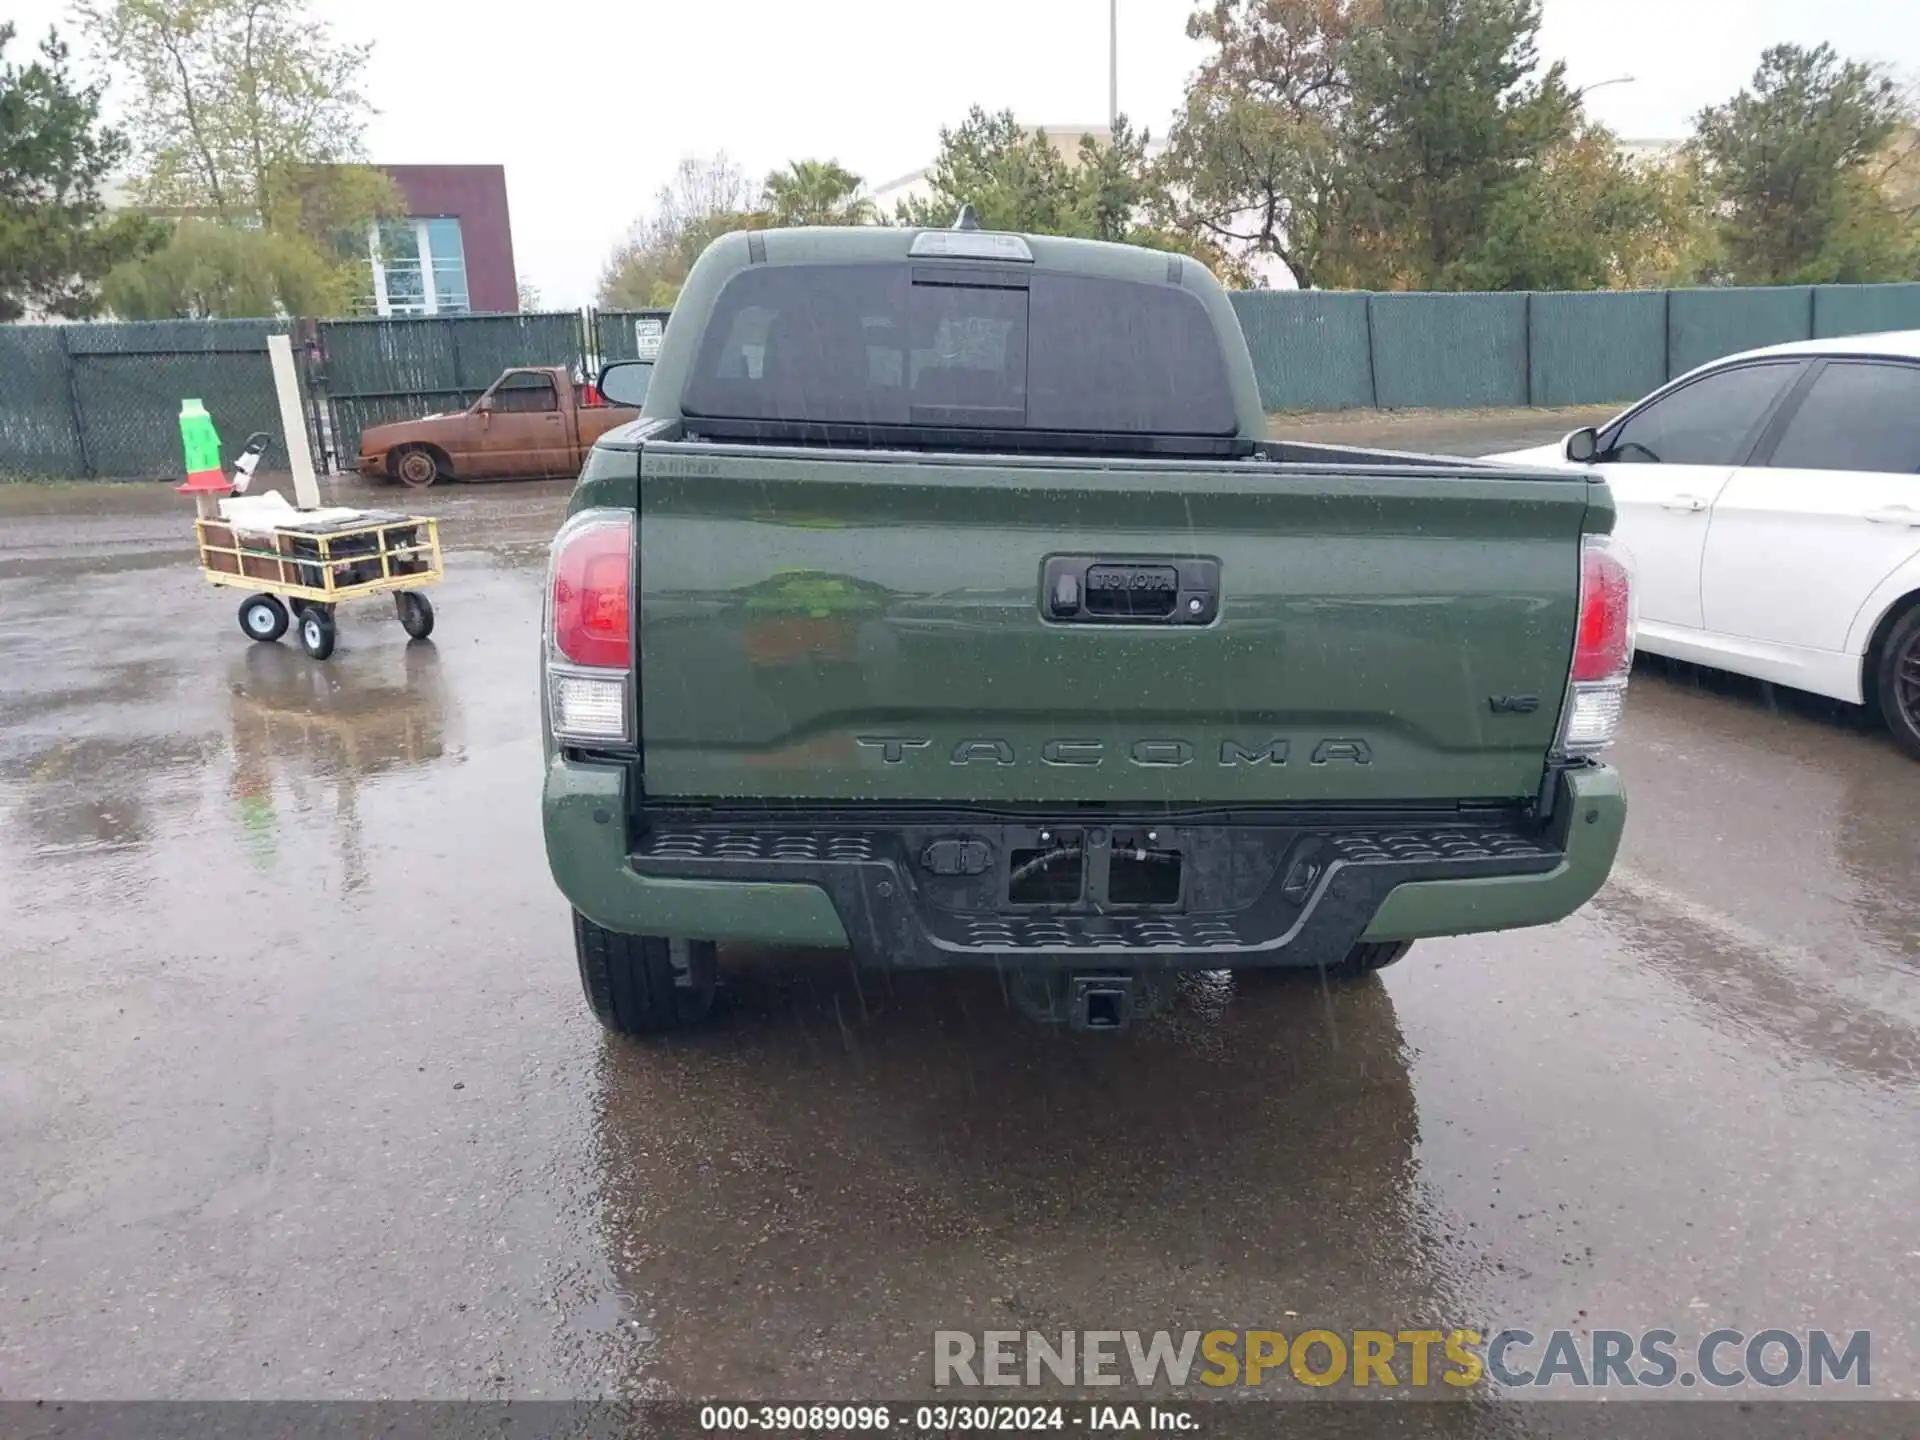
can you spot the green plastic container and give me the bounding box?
[179,398,222,478]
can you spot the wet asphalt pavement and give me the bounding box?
[1,414,1916,1432]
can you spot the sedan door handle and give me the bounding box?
[1865,505,1920,527]
[1659,495,1709,513]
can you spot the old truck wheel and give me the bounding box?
[395,590,435,640]
[573,912,718,1036]
[297,605,337,660]
[1875,604,1920,761]
[238,593,288,642]
[394,447,440,488]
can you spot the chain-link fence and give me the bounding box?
[11,281,1920,481]
[0,320,292,481]
[1236,281,1920,413]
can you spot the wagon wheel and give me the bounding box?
[297,605,337,660]
[395,589,435,640]
[237,593,289,643]
[395,447,440,489]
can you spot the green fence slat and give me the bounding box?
[0,328,86,478]
[1667,287,1813,378]
[1529,290,1667,406]
[1228,292,1373,411]
[1812,283,1920,339]
[1369,292,1528,408]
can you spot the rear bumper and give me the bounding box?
[543,760,1625,967]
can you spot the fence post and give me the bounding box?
[1365,294,1380,408]
[1658,289,1674,380]
[1523,291,1534,407]
[56,326,93,479]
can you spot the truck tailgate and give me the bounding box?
[636,442,1600,804]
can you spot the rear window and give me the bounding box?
[682,262,1236,438]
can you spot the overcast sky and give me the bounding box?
[14,0,1920,306]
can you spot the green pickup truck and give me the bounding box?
[541,223,1632,1035]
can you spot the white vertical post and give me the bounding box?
[1109,0,1118,132]
[268,333,321,510]
[368,221,389,317]
[416,218,439,316]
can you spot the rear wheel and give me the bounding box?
[394,446,441,489]
[1330,939,1414,979]
[297,605,337,660]
[1874,604,1920,760]
[573,911,718,1035]
[1233,939,1415,987]
[395,589,435,640]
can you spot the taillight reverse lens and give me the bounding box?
[551,513,633,668]
[546,510,633,746]
[1558,534,1635,755]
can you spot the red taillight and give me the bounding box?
[551,514,633,668]
[1573,537,1633,682]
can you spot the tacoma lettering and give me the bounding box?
[862,737,1309,766]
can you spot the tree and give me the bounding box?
[1693,44,1918,284]
[0,23,161,320]
[73,0,398,315]
[1159,0,1365,288]
[763,159,873,226]
[516,277,542,311]
[100,216,348,317]
[896,107,1087,233]
[892,106,1236,272]
[598,154,763,308]
[1334,0,1579,289]
[1452,123,1710,290]
[1879,120,1920,226]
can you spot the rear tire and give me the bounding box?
[297,605,337,660]
[573,911,718,1035]
[1330,939,1415,978]
[1875,605,1920,761]
[1234,939,1415,987]
[395,589,435,640]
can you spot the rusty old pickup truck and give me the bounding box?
[356,365,648,487]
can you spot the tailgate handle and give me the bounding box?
[1043,556,1220,625]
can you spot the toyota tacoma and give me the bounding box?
[540,223,1632,1034]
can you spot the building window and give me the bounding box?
[425,218,470,314]
[366,216,472,317]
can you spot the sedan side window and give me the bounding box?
[1765,362,1920,474]
[1600,362,1798,466]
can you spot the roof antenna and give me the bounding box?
[953,203,983,232]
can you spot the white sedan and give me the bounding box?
[1487,330,1920,758]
